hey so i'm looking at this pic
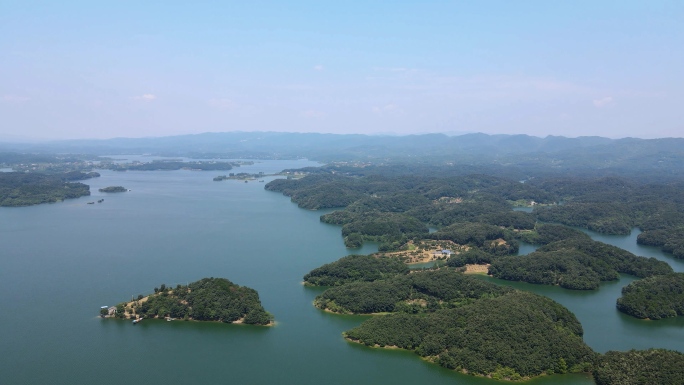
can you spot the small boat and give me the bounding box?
[132,317,142,324]
[87,202,95,205]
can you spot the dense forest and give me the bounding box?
[266,170,682,282]
[0,171,94,206]
[306,252,682,382]
[489,238,672,290]
[593,349,684,385]
[313,269,513,314]
[302,258,594,380]
[616,273,684,319]
[268,171,684,261]
[344,291,595,380]
[266,173,550,251]
[113,277,273,325]
[637,229,684,259]
[428,222,519,255]
[303,254,409,286]
[530,178,684,259]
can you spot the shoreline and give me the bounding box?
[343,336,543,382]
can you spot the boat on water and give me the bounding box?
[132,317,142,324]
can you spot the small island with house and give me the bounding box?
[100,277,274,326]
[98,186,128,193]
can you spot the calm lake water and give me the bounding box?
[1,162,681,384]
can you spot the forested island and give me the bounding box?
[616,273,684,319]
[98,186,127,193]
[103,277,273,325]
[0,171,95,206]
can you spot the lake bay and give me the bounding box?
[1,160,681,384]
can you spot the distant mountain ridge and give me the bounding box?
[0,131,640,157]
[1,131,683,181]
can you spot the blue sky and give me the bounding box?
[1,0,682,139]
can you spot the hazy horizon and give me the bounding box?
[1,130,682,144]
[2,1,682,140]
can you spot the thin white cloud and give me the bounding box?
[372,67,418,73]
[313,65,324,71]
[132,94,157,101]
[277,84,316,91]
[367,70,600,102]
[593,96,614,107]
[372,103,403,115]
[2,95,30,102]
[302,109,325,118]
[208,98,235,110]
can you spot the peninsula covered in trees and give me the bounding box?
[105,277,273,326]
[304,253,683,382]
[303,254,409,287]
[616,273,684,319]
[345,291,595,380]
[0,171,95,206]
[305,263,594,380]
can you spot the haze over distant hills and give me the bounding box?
[1,131,683,181]
[0,131,671,156]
